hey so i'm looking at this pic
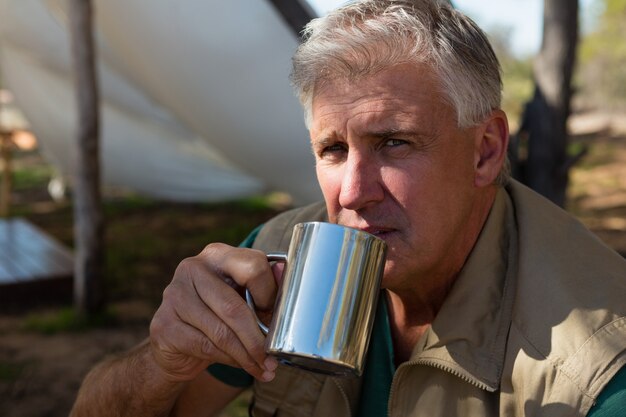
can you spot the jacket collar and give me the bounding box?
[408,187,518,392]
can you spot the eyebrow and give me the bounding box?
[312,128,429,150]
[311,136,337,149]
[368,128,413,139]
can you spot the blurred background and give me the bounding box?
[1,1,625,416]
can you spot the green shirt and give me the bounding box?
[207,227,626,416]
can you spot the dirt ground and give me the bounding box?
[1,111,626,417]
[0,302,154,417]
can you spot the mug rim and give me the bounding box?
[295,221,386,244]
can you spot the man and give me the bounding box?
[71,1,626,416]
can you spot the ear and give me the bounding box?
[473,109,509,187]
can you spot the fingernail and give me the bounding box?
[262,370,275,382]
[264,357,278,372]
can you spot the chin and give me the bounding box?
[379,263,398,290]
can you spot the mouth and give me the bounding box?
[352,225,396,240]
[335,213,398,240]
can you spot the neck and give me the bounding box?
[386,186,498,364]
[385,278,453,365]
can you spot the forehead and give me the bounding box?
[310,64,454,134]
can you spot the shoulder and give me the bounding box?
[507,178,626,339]
[505,180,626,412]
[252,202,327,252]
[507,179,626,300]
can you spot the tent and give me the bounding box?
[0,0,321,203]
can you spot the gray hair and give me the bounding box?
[290,0,509,185]
[291,0,502,129]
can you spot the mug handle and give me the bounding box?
[245,252,288,335]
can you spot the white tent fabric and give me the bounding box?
[0,0,321,203]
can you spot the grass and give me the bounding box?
[99,197,283,304]
[0,361,26,382]
[573,140,619,171]
[8,148,285,308]
[12,164,54,191]
[21,307,118,335]
[0,148,285,416]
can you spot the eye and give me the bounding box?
[384,138,408,147]
[379,137,414,159]
[317,143,347,160]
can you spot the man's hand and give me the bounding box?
[149,243,279,383]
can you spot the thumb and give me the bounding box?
[271,262,285,287]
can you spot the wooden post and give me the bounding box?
[0,131,13,218]
[69,0,105,314]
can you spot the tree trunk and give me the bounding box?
[511,0,580,207]
[69,0,105,314]
[0,132,13,218]
[268,0,315,38]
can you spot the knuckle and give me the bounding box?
[149,315,163,336]
[160,281,186,307]
[247,344,266,362]
[199,337,218,358]
[160,282,177,301]
[149,310,175,340]
[240,252,270,279]
[174,257,203,279]
[221,295,249,321]
[175,256,195,272]
[200,242,230,258]
[240,357,260,374]
[211,322,233,347]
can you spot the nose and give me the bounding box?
[338,151,384,211]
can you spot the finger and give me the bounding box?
[163,267,266,370]
[191,245,277,369]
[203,244,278,311]
[176,284,264,371]
[151,316,269,381]
[191,268,269,369]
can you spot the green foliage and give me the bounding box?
[232,193,285,211]
[0,361,27,382]
[578,0,626,108]
[488,25,534,125]
[220,391,253,417]
[102,194,155,216]
[12,159,283,307]
[604,0,626,16]
[12,162,54,191]
[501,57,534,126]
[22,307,117,334]
[100,198,279,304]
[571,140,618,171]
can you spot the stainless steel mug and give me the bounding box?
[246,221,387,377]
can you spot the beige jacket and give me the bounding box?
[249,180,626,417]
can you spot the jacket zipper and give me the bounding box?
[333,378,353,417]
[387,359,496,417]
[415,358,496,391]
